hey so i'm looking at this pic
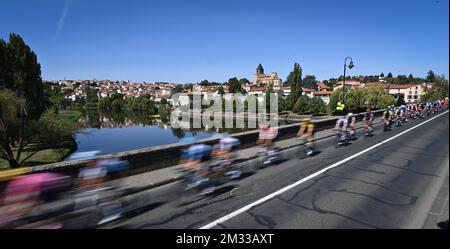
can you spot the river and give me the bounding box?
[71,110,268,156]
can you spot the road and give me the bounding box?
[103,111,449,229]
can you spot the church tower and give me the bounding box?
[256,64,264,75]
[254,64,265,83]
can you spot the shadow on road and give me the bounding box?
[98,201,166,228]
[437,220,449,229]
[174,184,238,207]
[274,159,289,165]
[239,172,255,179]
[206,185,238,198]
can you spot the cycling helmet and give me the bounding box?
[218,137,240,152]
[185,144,212,161]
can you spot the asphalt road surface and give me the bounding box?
[104,111,449,229]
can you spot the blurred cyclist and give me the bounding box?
[335,113,349,141]
[363,107,374,136]
[212,136,241,180]
[297,117,315,155]
[256,122,277,156]
[346,112,356,138]
[181,144,215,195]
[383,107,393,131]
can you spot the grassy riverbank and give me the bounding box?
[0,110,81,169]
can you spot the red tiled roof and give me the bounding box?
[366,82,385,86]
[316,82,328,89]
[313,91,334,95]
[337,80,361,85]
[387,84,417,89]
[249,86,266,91]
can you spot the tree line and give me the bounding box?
[0,34,78,168]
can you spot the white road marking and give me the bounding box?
[199,111,449,229]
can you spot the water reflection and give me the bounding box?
[72,110,261,156]
[77,110,260,136]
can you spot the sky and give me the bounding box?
[0,0,448,83]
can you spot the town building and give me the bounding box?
[302,87,315,98]
[253,64,282,87]
[386,84,430,103]
[334,80,362,91]
[313,91,334,105]
[316,82,332,92]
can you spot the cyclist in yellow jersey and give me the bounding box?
[297,117,315,156]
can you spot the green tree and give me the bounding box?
[200,80,210,86]
[0,90,76,168]
[239,78,250,85]
[97,97,111,110]
[217,86,225,96]
[328,88,344,115]
[407,74,414,84]
[386,72,394,83]
[281,96,291,112]
[148,100,158,114]
[44,85,71,112]
[1,34,45,119]
[326,78,338,88]
[307,96,327,114]
[426,70,436,82]
[365,86,387,109]
[346,87,367,113]
[228,77,243,93]
[174,84,183,92]
[85,84,98,104]
[278,96,286,113]
[131,97,141,111]
[139,97,150,111]
[287,63,303,110]
[396,75,408,84]
[293,94,309,114]
[378,94,396,109]
[0,39,8,88]
[265,86,277,113]
[0,34,78,168]
[110,92,124,102]
[111,99,123,111]
[302,75,317,89]
[422,75,449,102]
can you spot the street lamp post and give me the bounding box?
[342,57,354,105]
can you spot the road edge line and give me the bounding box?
[199,111,449,229]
